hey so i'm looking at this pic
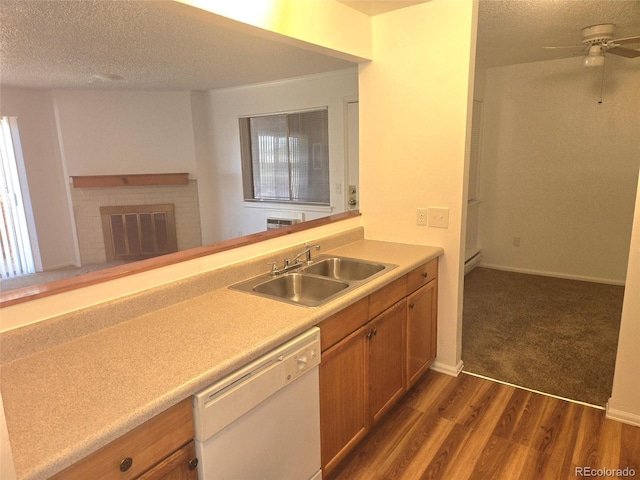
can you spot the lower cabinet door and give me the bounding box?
[406,280,437,388]
[368,301,406,424]
[319,326,368,476]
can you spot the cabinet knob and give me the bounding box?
[188,457,199,471]
[119,457,133,472]
[422,272,428,279]
[409,303,415,310]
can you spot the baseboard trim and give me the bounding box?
[479,263,625,286]
[606,402,640,427]
[430,360,464,377]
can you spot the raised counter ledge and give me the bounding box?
[0,239,443,480]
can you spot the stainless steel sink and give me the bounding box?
[229,255,397,308]
[301,257,386,281]
[253,273,349,307]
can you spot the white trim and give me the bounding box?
[464,371,605,410]
[479,263,625,286]
[343,96,359,212]
[243,202,333,214]
[430,360,464,377]
[52,97,82,268]
[239,105,328,119]
[606,402,640,427]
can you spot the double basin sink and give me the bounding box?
[230,255,397,307]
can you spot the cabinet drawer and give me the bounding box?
[137,440,198,480]
[368,275,407,319]
[318,297,369,352]
[407,258,438,293]
[52,398,194,480]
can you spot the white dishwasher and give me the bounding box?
[193,327,322,480]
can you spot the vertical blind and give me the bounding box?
[0,116,35,279]
[241,108,330,205]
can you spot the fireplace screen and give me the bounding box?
[100,204,178,262]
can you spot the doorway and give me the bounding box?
[461,1,640,406]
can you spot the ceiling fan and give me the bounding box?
[544,24,640,67]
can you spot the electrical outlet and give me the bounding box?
[513,236,521,247]
[417,208,427,226]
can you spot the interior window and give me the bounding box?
[240,108,329,205]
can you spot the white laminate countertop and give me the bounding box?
[0,239,443,480]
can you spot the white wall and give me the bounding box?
[3,76,357,267]
[201,68,358,243]
[359,0,477,375]
[608,167,640,426]
[53,90,198,176]
[478,56,640,284]
[162,0,372,62]
[0,88,77,271]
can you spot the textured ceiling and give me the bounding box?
[0,0,356,90]
[477,0,640,69]
[1,0,638,91]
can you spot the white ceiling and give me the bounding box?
[0,0,357,90]
[1,0,638,91]
[476,0,640,70]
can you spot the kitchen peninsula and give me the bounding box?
[0,226,442,479]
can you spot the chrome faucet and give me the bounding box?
[293,243,321,265]
[269,243,321,275]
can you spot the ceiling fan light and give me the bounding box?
[583,53,605,67]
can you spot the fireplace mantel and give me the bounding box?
[71,173,189,188]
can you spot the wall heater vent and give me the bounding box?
[266,217,300,230]
[464,250,483,276]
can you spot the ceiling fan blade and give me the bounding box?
[542,45,583,50]
[611,36,640,45]
[608,46,640,58]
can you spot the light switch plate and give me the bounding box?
[428,207,449,228]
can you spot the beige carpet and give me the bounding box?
[462,267,624,406]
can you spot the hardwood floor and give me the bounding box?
[331,370,640,480]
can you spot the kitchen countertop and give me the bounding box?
[0,239,443,480]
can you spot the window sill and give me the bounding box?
[242,201,333,214]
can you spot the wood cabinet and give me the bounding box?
[52,398,198,480]
[318,257,438,477]
[137,441,198,480]
[368,301,406,424]
[320,325,368,475]
[407,279,438,388]
[406,258,438,391]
